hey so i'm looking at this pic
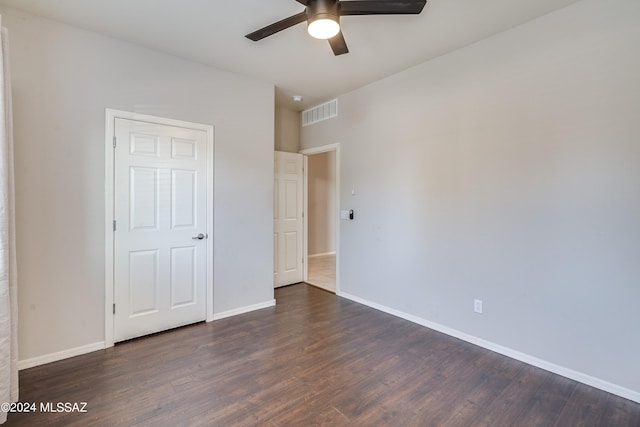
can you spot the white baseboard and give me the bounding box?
[18,299,277,369]
[17,300,276,370]
[308,252,336,259]
[338,291,640,404]
[19,341,105,371]
[211,299,276,321]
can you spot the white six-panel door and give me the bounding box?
[274,151,303,287]
[114,118,207,342]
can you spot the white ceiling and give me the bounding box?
[0,0,581,110]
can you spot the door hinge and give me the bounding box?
[113,136,116,148]
[113,303,116,314]
[113,220,116,231]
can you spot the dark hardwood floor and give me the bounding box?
[5,284,640,426]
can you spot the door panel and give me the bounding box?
[274,151,303,287]
[285,231,298,271]
[171,169,196,228]
[114,118,207,342]
[130,167,159,230]
[129,250,159,315]
[170,246,196,307]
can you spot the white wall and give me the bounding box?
[308,151,336,255]
[1,6,275,361]
[301,0,640,398]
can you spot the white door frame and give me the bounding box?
[104,109,214,348]
[299,143,340,293]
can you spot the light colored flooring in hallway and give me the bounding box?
[306,253,336,292]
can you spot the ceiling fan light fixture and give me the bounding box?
[245,0,428,56]
[307,17,340,40]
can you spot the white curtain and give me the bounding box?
[0,17,18,426]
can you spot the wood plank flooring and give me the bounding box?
[5,284,640,426]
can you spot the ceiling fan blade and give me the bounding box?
[328,31,349,56]
[245,11,308,41]
[295,0,310,4]
[339,0,427,16]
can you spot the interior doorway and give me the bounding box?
[301,144,340,293]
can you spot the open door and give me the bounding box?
[274,151,304,287]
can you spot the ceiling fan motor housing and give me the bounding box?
[307,0,341,26]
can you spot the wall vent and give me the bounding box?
[302,99,338,126]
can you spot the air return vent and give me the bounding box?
[302,99,338,126]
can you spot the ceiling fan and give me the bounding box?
[245,0,427,56]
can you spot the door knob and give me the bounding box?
[192,233,206,240]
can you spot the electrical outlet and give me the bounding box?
[474,299,483,314]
